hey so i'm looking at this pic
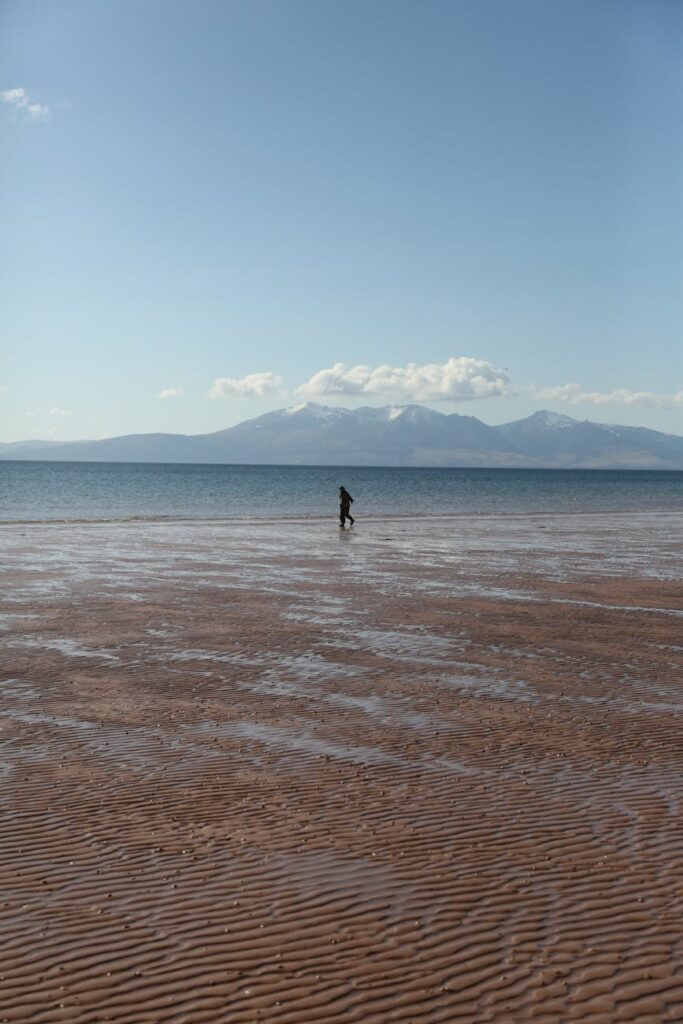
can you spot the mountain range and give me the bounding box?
[2,404,683,469]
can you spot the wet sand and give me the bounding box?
[1,511,683,1023]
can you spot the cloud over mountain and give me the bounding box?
[209,372,283,399]
[536,383,683,408]
[297,357,511,402]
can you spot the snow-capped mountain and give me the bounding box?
[497,410,683,466]
[2,403,683,468]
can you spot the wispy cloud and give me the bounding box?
[535,383,683,409]
[158,386,185,399]
[25,406,71,418]
[209,372,283,399]
[297,357,511,402]
[2,86,49,121]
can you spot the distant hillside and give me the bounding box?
[2,404,683,469]
[496,410,683,468]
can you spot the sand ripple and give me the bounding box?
[1,513,683,1022]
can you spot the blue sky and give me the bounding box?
[2,0,682,442]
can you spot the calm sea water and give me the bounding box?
[1,461,682,522]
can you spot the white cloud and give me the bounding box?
[209,372,283,399]
[535,383,683,409]
[158,386,185,399]
[2,87,28,106]
[2,86,49,121]
[25,407,70,418]
[296,357,511,402]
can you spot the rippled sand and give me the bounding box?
[1,512,682,1023]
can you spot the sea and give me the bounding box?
[1,460,682,522]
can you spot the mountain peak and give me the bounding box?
[285,401,328,414]
[529,410,578,428]
[284,402,346,420]
[385,404,445,423]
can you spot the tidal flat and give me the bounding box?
[1,511,682,1023]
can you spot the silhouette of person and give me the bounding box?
[339,486,354,528]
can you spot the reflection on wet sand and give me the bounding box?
[1,511,683,1023]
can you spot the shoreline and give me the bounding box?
[2,505,683,527]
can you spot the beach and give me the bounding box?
[2,511,683,1023]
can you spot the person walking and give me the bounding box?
[339,486,355,528]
